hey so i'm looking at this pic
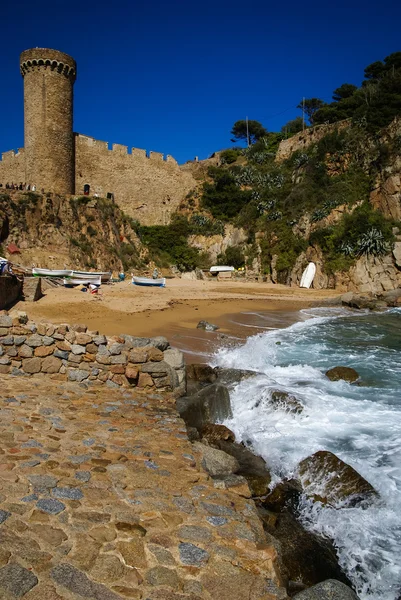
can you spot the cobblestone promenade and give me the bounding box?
[0,376,285,600]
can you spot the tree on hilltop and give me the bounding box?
[297,98,326,125]
[281,116,304,135]
[332,84,358,101]
[231,120,268,145]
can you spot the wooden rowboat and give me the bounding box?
[132,276,166,288]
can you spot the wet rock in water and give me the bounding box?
[298,450,379,507]
[262,479,302,511]
[214,367,257,388]
[292,579,358,600]
[201,423,235,444]
[187,363,217,383]
[217,440,271,497]
[176,383,232,430]
[342,293,377,310]
[196,320,220,331]
[264,510,352,589]
[325,366,359,383]
[270,390,304,414]
[193,442,240,477]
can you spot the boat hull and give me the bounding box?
[64,276,101,286]
[72,270,111,282]
[132,276,166,287]
[32,268,73,278]
[210,265,235,275]
[300,262,316,289]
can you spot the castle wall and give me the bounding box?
[276,119,351,162]
[74,134,196,225]
[0,149,26,188]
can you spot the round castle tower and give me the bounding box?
[20,48,77,194]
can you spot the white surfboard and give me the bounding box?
[300,262,316,289]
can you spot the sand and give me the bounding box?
[17,278,339,361]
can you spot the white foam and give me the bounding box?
[215,308,401,599]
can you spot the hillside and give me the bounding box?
[0,191,145,273]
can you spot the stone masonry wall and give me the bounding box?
[75,134,196,225]
[0,149,26,187]
[276,119,351,162]
[0,311,185,395]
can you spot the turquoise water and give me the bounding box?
[215,307,401,600]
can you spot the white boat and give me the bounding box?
[132,275,166,288]
[210,265,235,275]
[32,268,73,278]
[300,262,316,289]
[64,275,102,286]
[72,270,112,282]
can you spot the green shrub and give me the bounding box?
[217,245,245,269]
[220,149,241,164]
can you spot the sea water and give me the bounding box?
[215,307,401,600]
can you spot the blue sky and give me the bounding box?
[1,0,401,164]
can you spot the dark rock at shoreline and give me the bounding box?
[197,320,220,331]
[261,479,302,512]
[187,363,218,384]
[214,367,257,387]
[263,510,353,590]
[292,579,358,600]
[186,363,218,395]
[325,366,359,383]
[298,450,379,507]
[341,293,377,310]
[193,442,240,477]
[201,423,235,444]
[270,390,304,414]
[176,383,232,430]
[216,440,272,497]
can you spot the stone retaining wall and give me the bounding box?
[0,311,185,394]
[0,275,23,310]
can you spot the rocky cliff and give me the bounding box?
[0,190,145,272]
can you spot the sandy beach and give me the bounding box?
[16,278,339,361]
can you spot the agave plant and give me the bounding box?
[293,153,309,168]
[311,208,329,222]
[340,241,355,257]
[356,228,390,256]
[257,199,276,215]
[267,211,282,221]
[251,190,261,201]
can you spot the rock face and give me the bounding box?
[325,366,359,383]
[298,450,379,507]
[270,390,304,414]
[214,367,257,388]
[176,383,233,430]
[217,440,272,497]
[0,310,185,394]
[263,511,353,590]
[193,442,240,477]
[292,579,358,600]
[201,423,235,444]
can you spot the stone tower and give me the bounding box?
[20,48,77,194]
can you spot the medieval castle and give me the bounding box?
[0,48,195,225]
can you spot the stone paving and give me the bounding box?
[0,376,286,600]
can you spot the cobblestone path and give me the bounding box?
[0,376,286,600]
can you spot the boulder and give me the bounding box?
[270,390,304,414]
[325,366,359,383]
[262,479,302,512]
[214,367,257,388]
[196,320,219,331]
[292,579,358,600]
[217,440,271,497]
[187,364,217,384]
[201,423,235,444]
[298,450,379,507]
[263,510,352,589]
[176,383,232,430]
[193,442,240,477]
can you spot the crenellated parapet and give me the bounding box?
[20,48,76,81]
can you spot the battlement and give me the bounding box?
[20,48,76,81]
[1,148,25,162]
[74,133,179,165]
